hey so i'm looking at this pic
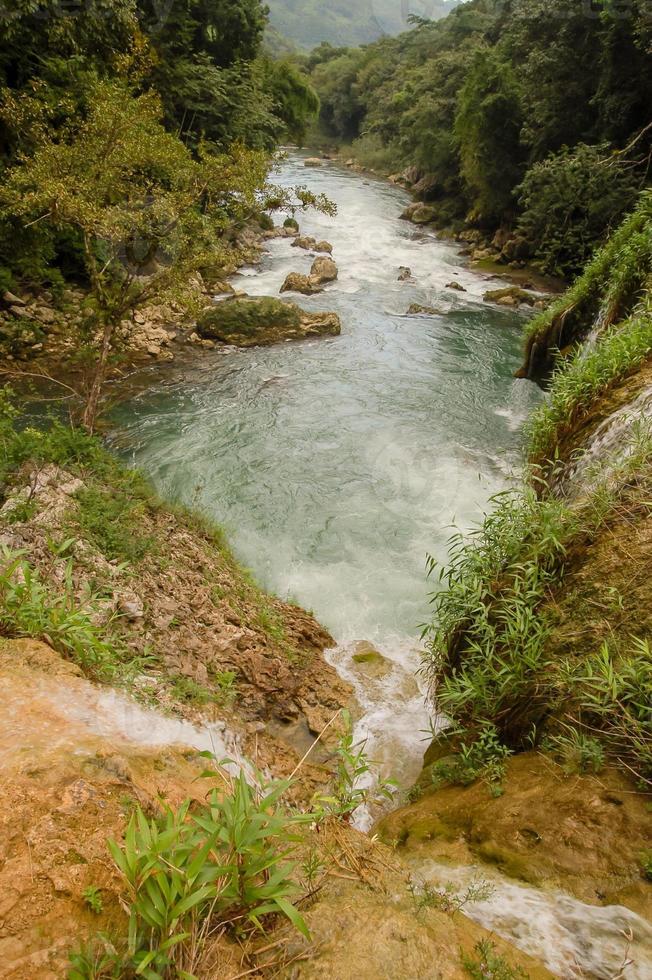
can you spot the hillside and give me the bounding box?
[266,0,461,49]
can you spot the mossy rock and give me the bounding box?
[283,217,299,231]
[483,286,536,306]
[196,298,301,346]
[197,297,340,347]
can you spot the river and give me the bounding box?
[110,152,540,796]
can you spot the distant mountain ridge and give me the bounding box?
[266,0,462,49]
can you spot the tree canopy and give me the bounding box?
[306,0,652,276]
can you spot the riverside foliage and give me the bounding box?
[305,0,652,276]
[423,201,652,786]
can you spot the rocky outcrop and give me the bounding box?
[400,202,437,225]
[197,296,341,346]
[280,272,321,295]
[311,255,338,284]
[378,751,652,918]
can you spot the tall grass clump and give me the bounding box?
[423,487,575,748]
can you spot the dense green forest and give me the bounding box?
[266,0,461,49]
[0,0,318,294]
[306,0,652,277]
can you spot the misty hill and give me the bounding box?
[266,0,462,49]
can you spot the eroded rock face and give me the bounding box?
[197,296,341,345]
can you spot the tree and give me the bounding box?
[517,143,640,277]
[454,47,524,223]
[263,60,319,144]
[0,79,269,430]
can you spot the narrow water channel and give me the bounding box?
[110,152,540,793]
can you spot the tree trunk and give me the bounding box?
[81,316,115,433]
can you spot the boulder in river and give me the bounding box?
[196,296,340,346]
[291,236,333,254]
[405,203,437,225]
[310,255,338,284]
[407,303,444,316]
[304,157,323,167]
[398,266,413,282]
[280,272,321,296]
[446,280,467,292]
[483,286,537,307]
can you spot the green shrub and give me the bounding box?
[527,300,652,462]
[640,850,652,881]
[522,189,652,379]
[72,484,155,565]
[104,769,311,978]
[462,939,527,980]
[542,730,605,775]
[517,143,640,278]
[431,725,512,795]
[196,296,301,341]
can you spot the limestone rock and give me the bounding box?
[407,304,444,316]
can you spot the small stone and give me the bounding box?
[446,281,467,292]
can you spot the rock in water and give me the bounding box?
[310,256,338,284]
[483,286,537,307]
[304,157,323,167]
[280,272,320,296]
[446,280,467,292]
[407,304,444,316]
[196,296,340,346]
[398,266,413,281]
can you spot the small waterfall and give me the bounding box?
[555,384,652,499]
[581,304,611,357]
[410,861,652,979]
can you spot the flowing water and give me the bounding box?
[106,156,652,978]
[111,153,539,792]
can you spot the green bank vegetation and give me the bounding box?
[422,201,652,790]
